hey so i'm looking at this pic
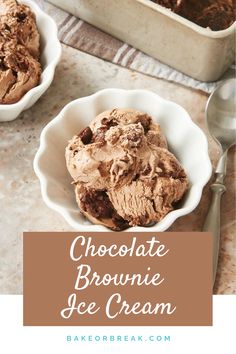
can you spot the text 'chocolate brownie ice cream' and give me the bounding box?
[151,0,236,31]
[66,109,188,231]
[0,0,41,104]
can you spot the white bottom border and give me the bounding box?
[0,295,235,353]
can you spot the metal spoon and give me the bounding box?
[203,78,236,285]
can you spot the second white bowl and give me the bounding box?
[0,0,61,122]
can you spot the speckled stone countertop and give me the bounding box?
[0,44,235,294]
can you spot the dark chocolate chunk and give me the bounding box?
[138,115,151,134]
[79,127,93,145]
[4,24,11,32]
[141,164,151,176]
[80,190,113,218]
[16,12,27,22]
[112,212,129,230]
[80,189,129,230]
[101,117,118,128]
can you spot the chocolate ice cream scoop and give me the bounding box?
[0,0,41,104]
[0,42,41,104]
[66,108,188,231]
[0,2,40,59]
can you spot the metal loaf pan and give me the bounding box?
[49,0,236,82]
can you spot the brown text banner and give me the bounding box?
[23,232,212,326]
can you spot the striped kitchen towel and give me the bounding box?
[36,0,235,93]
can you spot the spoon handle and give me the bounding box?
[203,181,226,285]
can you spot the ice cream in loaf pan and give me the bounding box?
[66,108,189,231]
[151,0,236,31]
[0,0,41,104]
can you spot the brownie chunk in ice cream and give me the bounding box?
[151,0,236,30]
[0,0,41,104]
[66,109,188,231]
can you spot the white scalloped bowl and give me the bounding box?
[34,89,212,232]
[0,0,61,122]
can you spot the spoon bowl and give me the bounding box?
[206,78,236,151]
[203,78,236,286]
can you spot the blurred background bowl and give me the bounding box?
[0,0,61,122]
